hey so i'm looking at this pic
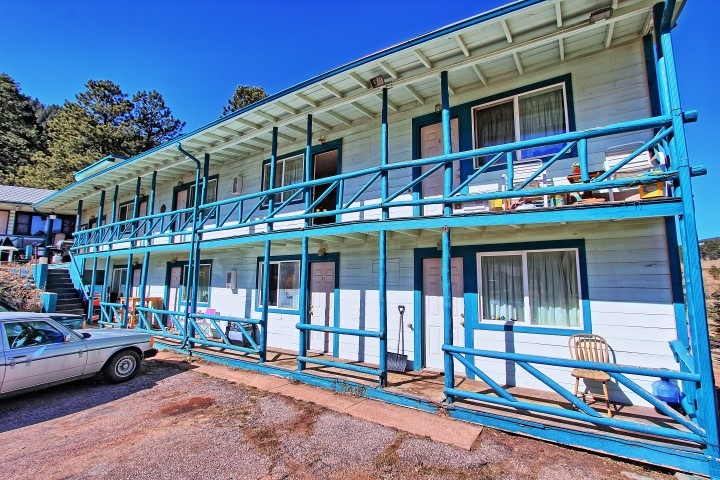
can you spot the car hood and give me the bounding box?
[76,328,152,342]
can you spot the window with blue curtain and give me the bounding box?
[473,83,568,168]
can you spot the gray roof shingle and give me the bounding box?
[0,185,56,205]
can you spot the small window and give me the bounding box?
[473,83,568,167]
[263,154,304,203]
[478,248,581,328]
[4,320,66,349]
[189,178,218,206]
[257,260,300,310]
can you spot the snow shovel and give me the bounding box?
[387,305,408,372]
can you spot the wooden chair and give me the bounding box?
[568,334,613,417]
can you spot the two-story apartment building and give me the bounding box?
[34,0,719,476]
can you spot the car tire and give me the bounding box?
[103,350,142,383]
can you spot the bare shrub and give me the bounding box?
[0,263,42,311]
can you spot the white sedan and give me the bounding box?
[0,312,157,398]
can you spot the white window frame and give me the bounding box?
[181,263,212,305]
[263,154,304,202]
[477,247,583,329]
[471,82,570,168]
[257,259,301,310]
[189,178,218,207]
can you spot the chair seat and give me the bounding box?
[570,368,610,382]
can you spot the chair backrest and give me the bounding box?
[502,160,546,190]
[513,160,545,187]
[604,142,651,178]
[568,334,610,364]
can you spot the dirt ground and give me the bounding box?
[0,359,674,480]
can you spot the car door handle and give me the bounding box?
[8,355,28,366]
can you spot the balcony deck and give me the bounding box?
[71,196,683,258]
[153,337,703,470]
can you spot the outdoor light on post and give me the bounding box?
[589,7,613,23]
[369,75,386,89]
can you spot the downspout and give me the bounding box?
[177,143,202,349]
[88,190,105,326]
[100,186,119,327]
[122,178,141,327]
[189,154,210,327]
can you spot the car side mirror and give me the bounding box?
[81,332,92,339]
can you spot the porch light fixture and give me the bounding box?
[589,6,613,23]
[369,75,386,89]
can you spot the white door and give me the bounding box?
[111,268,127,302]
[420,119,459,216]
[423,257,465,373]
[136,201,148,241]
[309,262,335,353]
[0,210,8,234]
[168,266,182,312]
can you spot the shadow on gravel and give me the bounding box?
[0,359,193,433]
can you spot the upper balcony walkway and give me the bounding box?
[70,113,695,258]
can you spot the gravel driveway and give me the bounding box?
[0,358,674,480]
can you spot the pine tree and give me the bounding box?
[0,73,42,183]
[222,85,267,116]
[132,90,186,152]
[14,80,185,189]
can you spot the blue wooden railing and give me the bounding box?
[70,113,693,255]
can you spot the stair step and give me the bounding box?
[48,288,78,295]
[56,306,84,312]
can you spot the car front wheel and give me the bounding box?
[103,350,141,383]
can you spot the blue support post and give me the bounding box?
[122,177,141,327]
[658,1,720,474]
[138,171,157,319]
[379,87,389,387]
[578,139,589,182]
[505,152,513,191]
[260,127,279,363]
[100,186,118,327]
[440,71,455,400]
[298,117,312,371]
[87,191,104,325]
[177,143,202,347]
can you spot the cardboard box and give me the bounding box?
[639,182,665,199]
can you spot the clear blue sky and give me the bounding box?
[1,1,716,238]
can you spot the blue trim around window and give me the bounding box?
[163,258,214,309]
[260,139,343,214]
[413,239,591,368]
[254,252,340,318]
[411,74,577,188]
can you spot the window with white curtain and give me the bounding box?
[478,248,581,328]
[472,83,569,168]
[263,154,304,203]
